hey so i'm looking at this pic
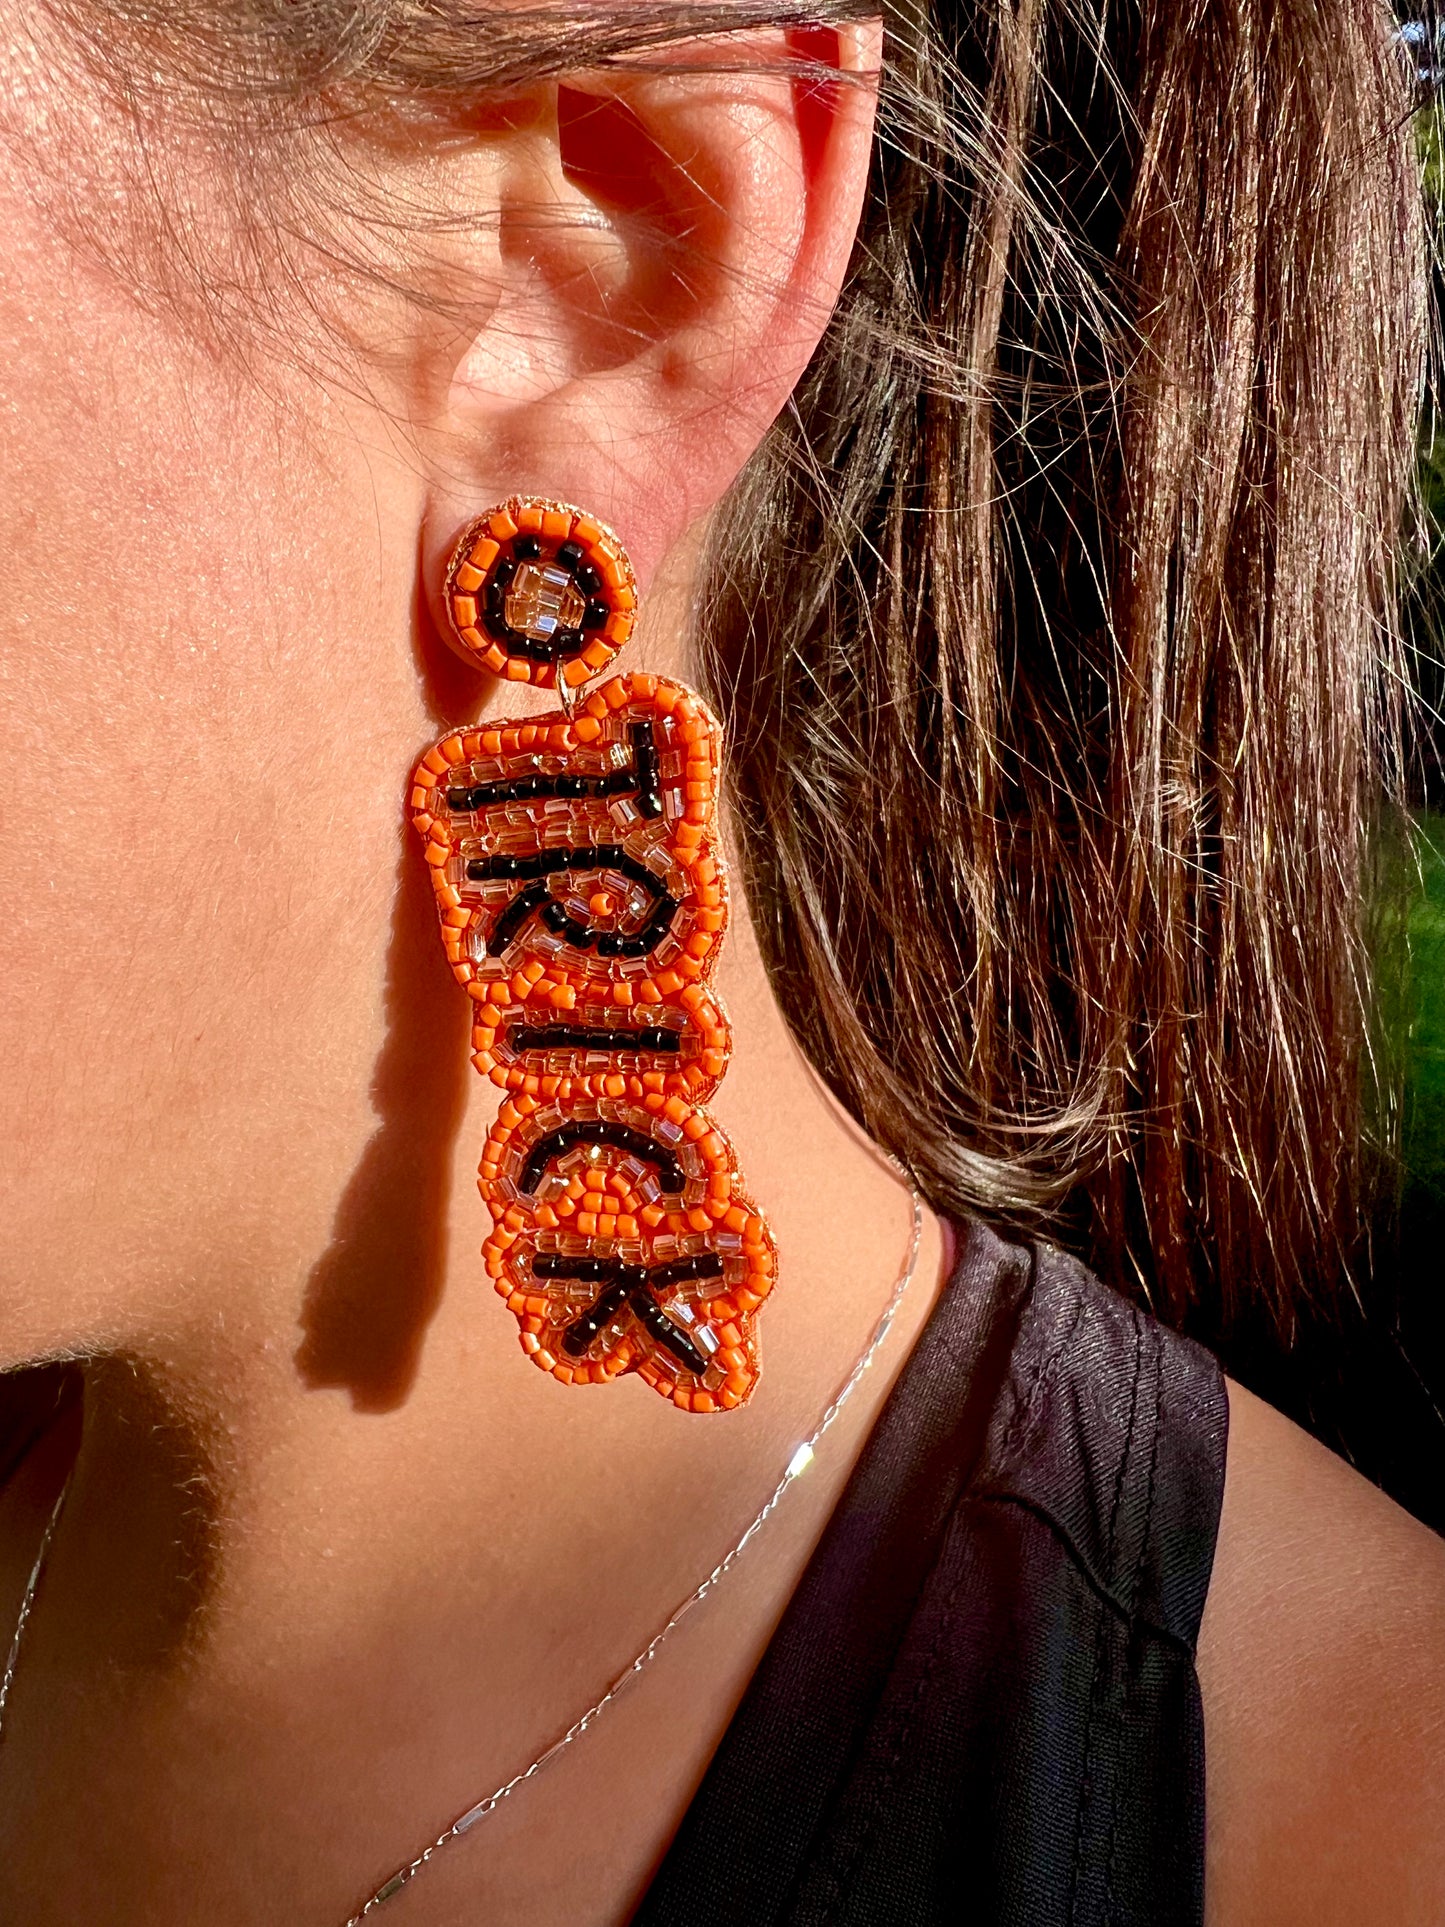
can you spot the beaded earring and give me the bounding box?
[408,499,776,1413]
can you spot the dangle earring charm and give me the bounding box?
[408,499,777,1412]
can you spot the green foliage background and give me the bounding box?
[1403,817,1445,1196]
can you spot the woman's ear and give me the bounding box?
[417,23,880,596]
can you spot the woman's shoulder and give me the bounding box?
[1198,1378,1445,1925]
[969,1230,1445,1920]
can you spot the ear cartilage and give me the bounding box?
[445,496,638,691]
[412,507,776,1413]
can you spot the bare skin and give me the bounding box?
[1199,1383,1445,1926]
[0,11,1441,1925]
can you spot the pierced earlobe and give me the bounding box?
[411,502,777,1413]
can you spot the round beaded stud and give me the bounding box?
[444,497,639,691]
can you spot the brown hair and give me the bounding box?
[32,0,1428,1354]
[705,0,1423,1345]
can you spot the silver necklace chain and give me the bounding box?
[0,1465,69,1735]
[0,1189,925,1925]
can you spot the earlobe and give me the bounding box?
[425,25,879,604]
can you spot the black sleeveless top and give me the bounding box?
[637,1217,1229,1927]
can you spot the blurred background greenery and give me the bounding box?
[1401,818,1445,1203]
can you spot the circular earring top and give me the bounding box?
[444,496,638,691]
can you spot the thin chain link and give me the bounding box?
[0,1471,70,1734]
[346,1186,924,1922]
[0,1188,926,1927]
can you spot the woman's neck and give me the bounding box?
[0,597,950,1921]
[57,930,941,1681]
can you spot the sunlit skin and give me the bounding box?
[0,12,1442,1925]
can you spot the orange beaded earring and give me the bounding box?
[409,499,777,1413]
